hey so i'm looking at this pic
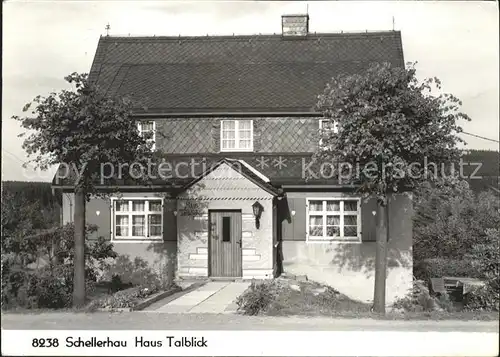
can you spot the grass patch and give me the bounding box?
[236,278,500,321]
[236,278,370,316]
[266,280,370,317]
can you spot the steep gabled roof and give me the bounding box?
[89,32,404,113]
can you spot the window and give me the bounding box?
[319,119,338,134]
[137,121,156,150]
[220,120,253,151]
[306,198,361,242]
[112,198,163,241]
[222,217,231,242]
[319,119,338,150]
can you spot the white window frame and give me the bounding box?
[110,197,163,242]
[319,119,338,134]
[319,119,339,150]
[306,197,361,243]
[137,121,156,151]
[220,119,254,152]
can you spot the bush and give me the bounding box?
[90,281,178,310]
[1,224,117,310]
[107,274,131,294]
[466,228,500,294]
[236,280,278,315]
[413,180,500,263]
[1,255,31,309]
[26,265,74,309]
[102,255,171,290]
[464,285,499,312]
[435,292,456,313]
[414,258,481,281]
[90,286,148,309]
[393,280,446,312]
[3,264,98,309]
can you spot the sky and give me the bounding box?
[2,0,499,182]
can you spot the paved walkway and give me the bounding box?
[155,281,250,314]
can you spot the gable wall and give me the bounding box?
[153,117,320,154]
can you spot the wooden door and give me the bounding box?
[209,210,242,277]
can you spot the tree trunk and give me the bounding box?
[373,201,388,313]
[73,188,86,307]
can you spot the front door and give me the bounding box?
[209,210,242,277]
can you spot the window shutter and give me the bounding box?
[253,119,261,152]
[110,200,114,238]
[361,197,377,242]
[161,200,164,237]
[213,120,221,152]
[290,197,306,241]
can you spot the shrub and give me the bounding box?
[1,224,117,310]
[90,286,145,309]
[1,187,59,257]
[436,292,456,313]
[466,228,500,294]
[13,264,97,309]
[464,285,499,312]
[414,258,481,281]
[102,255,170,290]
[107,275,129,293]
[90,282,178,310]
[26,265,74,309]
[413,180,500,263]
[1,254,31,309]
[393,280,443,312]
[236,280,278,315]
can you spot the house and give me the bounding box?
[53,15,413,303]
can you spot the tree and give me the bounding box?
[15,73,153,307]
[413,178,500,263]
[1,190,50,266]
[1,182,59,245]
[467,228,500,294]
[315,62,469,313]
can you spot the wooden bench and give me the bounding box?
[430,277,485,298]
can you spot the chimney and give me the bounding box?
[281,14,309,37]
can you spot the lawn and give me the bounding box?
[265,279,371,317]
[236,277,500,321]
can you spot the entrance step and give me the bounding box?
[209,277,240,282]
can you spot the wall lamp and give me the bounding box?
[252,201,264,229]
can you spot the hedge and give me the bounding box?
[414,258,481,280]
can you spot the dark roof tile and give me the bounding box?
[89,32,404,113]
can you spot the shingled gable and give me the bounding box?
[89,31,404,114]
[177,158,280,196]
[52,153,359,188]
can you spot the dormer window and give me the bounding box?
[220,120,253,152]
[319,119,338,134]
[319,119,338,149]
[137,121,156,151]
[282,14,309,37]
